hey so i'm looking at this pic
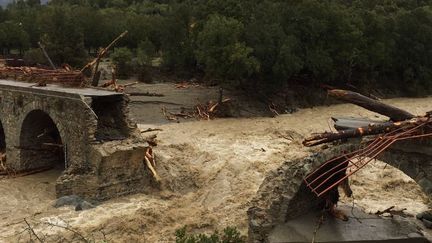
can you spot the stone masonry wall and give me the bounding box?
[0,88,95,172]
[0,83,149,200]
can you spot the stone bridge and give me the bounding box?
[248,138,432,242]
[0,80,151,200]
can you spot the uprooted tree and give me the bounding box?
[302,89,432,214]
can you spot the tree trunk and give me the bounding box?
[328,89,415,121]
[303,116,429,147]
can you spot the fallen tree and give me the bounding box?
[303,116,431,147]
[303,89,431,147]
[328,89,415,121]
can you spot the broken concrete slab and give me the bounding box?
[268,205,428,243]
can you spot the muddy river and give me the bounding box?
[1,94,432,242]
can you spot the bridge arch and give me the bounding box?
[248,142,432,241]
[19,109,66,170]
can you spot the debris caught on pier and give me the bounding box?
[144,147,160,182]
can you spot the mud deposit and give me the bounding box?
[1,85,432,242]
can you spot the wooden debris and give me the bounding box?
[42,143,63,148]
[168,110,194,119]
[162,100,233,122]
[100,66,137,92]
[161,106,179,122]
[144,147,160,182]
[304,90,432,147]
[161,93,233,122]
[195,98,232,120]
[141,128,163,133]
[80,30,128,86]
[303,90,432,199]
[38,41,56,70]
[128,91,164,97]
[328,89,414,121]
[268,102,280,117]
[375,206,408,217]
[174,81,200,89]
[145,134,158,147]
[303,116,431,147]
[0,150,55,178]
[0,66,85,87]
[0,165,52,177]
[332,117,386,131]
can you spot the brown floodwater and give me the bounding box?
[1,95,432,242]
[0,170,60,235]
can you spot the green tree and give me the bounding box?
[111,47,133,79]
[38,6,88,66]
[136,38,156,82]
[0,20,30,55]
[137,38,155,65]
[196,14,259,81]
[160,3,196,71]
[393,6,432,94]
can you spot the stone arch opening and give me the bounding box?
[20,110,65,170]
[342,159,429,215]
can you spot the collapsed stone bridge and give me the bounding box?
[248,138,432,242]
[0,80,151,200]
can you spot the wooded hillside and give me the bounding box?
[1,0,432,94]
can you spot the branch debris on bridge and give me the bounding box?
[0,31,129,91]
[0,66,85,87]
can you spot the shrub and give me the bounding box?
[23,48,47,66]
[110,47,133,79]
[175,226,246,243]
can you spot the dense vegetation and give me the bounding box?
[1,0,432,94]
[175,226,245,243]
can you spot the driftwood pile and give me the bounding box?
[0,31,129,90]
[99,65,138,92]
[162,90,232,122]
[0,66,85,87]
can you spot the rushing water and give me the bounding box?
[0,170,61,235]
[1,96,432,241]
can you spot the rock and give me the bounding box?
[417,211,432,221]
[416,212,424,220]
[75,201,95,211]
[54,195,83,208]
[54,195,96,211]
[422,219,432,229]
